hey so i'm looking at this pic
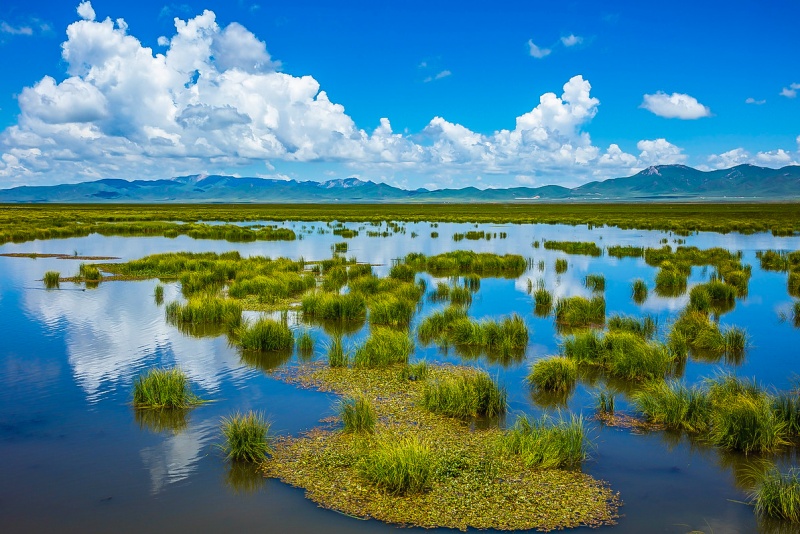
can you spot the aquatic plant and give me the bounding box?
[404,251,526,278]
[327,336,349,367]
[554,258,568,274]
[154,283,164,304]
[165,296,242,326]
[132,367,202,408]
[238,318,294,351]
[584,274,605,292]
[353,328,414,367]
[421,370,506,418]
[554,296,605,327]
[501,414,588,469]
[596,391,615,415]
[607,245,644,259]
[369,295,416,326]
[340,395,377,433]
[399,361,430,381]
[220,411,273,463]
[527,357,578,392]
[533,286,553,310]
[607,314,656,339]
[43,270,60,289]
[631,279,648,303]
[751,468,800,523]
[463,274,481,292]
[358,436,434,495]
[296,330,314,357]
[633,381,711,433]
[301,291,367,321]
[543,241,602,256]
[79,263,101,281]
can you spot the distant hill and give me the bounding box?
[0,164,798,203]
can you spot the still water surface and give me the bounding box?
[2,221,800,533]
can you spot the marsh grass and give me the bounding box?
[608,314,656,339]
[631,279,648,304]
[527,357,578,392]
[353,328,414,367]
[596,391,615,415]
[327,336,350,367]
[554,258,568,274]
[751,468,800,523]
[421,370,506,418]
[133,368,202,408]
[773,393,800,435]
[563,329,675,381]
[543,241,602,256]
[463,274,481,292]
[554,296,605,327]
[340,395,377,433]
[449,286,473,306]
[405,251,526,278]
[533,286,553,310]
[154,284,164,304]
[585,274,605,292]
[608,245,644,259]
[633,381,711,433]
[79,263,101,281]
[301,291,367,321]
[238,318,294,351]
[166,296,242,327]
[220,411,273,463]
[369,295,416,326]
[296,330,314,358]
[358,436,434,495]
[501,414,588,469]
[43,270,60,289]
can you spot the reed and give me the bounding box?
[340,395,377,433]
[501,414,588,469]
[751,468,800,523]
[43,270,60,289]
[533,286,553,309]
[608,314,657,339]
[154,284,164,304]
[631,279,648,303]
[463,274,481,292]
[296,330,314,356]
[238,318,294,351]
[369,295,416,326]
[358,436,434,495]
[301,291,367,321]
[632,381,711,433]
[554,296,605,327]
[220,411,273,463]
[421,370,506,418]
[79,263,101,281]
[584,274,605,292]
[773,392,800,435]
[327,336,349,367]
[449,286,473,306]
[554,258,568,274]
[133,367,201,408]
[527,357,578,392]
[165,296,242,326]
[352,328,414,367]
[596,391,615,415]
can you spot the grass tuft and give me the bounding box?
[527,357,578,392]
[358,436,434,495]
[340,395,377,433]
[353,328,414,367]
[238,318,294,351]
[133,367,202,408]
[220,411,273,463]
[501,414,588,469]
[43,270,60,289]
[751,468,800,523]
[421,369,506,418]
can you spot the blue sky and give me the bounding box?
[0,0,797,189]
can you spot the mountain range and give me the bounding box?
[1,164,798,203]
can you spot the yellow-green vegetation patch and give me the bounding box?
[266,363,619,531]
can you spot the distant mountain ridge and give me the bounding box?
[1,164,798,203]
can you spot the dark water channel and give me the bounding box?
[2,221,800,533]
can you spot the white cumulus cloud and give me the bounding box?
[637,138,687,165]
[745,97,765,105]
[77,1,96,21]
[641,91,711,119]
[780,83,800,98]
[527,39,551,58]
[561,34,583,47]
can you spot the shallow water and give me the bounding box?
[2,221,800,533]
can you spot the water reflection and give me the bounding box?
[139,418,215,494]
[224,462,268,495]
[135,408,190,435]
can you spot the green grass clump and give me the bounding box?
[584,274,605,292]
[220,411,273,463]
[501,414,588,469]
[340,395,377,433]
[296,330,314,357]
[43,270,60,289]
[533,286,553,310]
[404,251,526,278]
[301,291,367,321]
[358,436,434,495]
[563,329,675,381]
[790,272,800,298]
[633,381,711,433]
[238,319,294,351]
[333,242,348,253]
[773,392,800,435]
[543,241,602,256]
[463,274,481,292]
[751,468,800,523]
[689,280,737,313]
[327,336,350,367]
[154,284,164,304]
[596,391,615,415]
[353,328,414,367]
[79,263,101,281]
[527,357,578,392]
[421,370,506,418]
[369,295,416,326]
[608,314,656,339]
[417,309,528,354]
[554,258,568,274]
[449,286,473,306]
[389,263,416,282]
[165,296,242,326]
[554,296,605,327]
[133,368,201,408]
[654,261,688,296]
[631,279,648,303]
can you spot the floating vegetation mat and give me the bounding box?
[266,363,620,531]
